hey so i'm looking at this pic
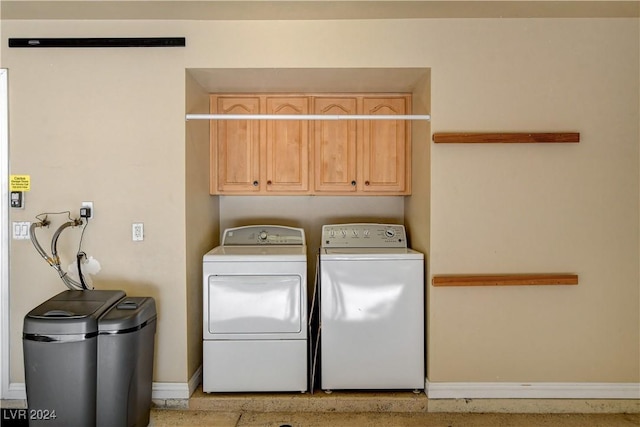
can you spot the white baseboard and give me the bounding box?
[151,382,191,400]
[425,379,640,399]
[5,367,204,402]
[188,365,203,396]
[151,365,202,400]
[4,382,26,400]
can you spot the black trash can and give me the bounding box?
[23,290,126,427]
[96,297,157,427]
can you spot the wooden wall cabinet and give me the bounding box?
[210,93,411,196]
[313,96,358,193]
[313,95,411,195]
[361,96,409,194]
[210,95,310,195]
[265,96,310,193]
[211,95,261,193]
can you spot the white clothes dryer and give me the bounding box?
[319,223,424,391]
[203,225,307,392]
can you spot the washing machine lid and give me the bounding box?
[204,245,307,262]
[321,247,423,261]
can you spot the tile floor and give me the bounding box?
[4,388,638,426]
[149,389,640,427]
[149,409,640,427]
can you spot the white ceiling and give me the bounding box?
[2,1,638,20]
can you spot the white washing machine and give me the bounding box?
[203,225,307,392]
[319,223,424,391]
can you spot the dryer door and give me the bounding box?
[208,275,302,335]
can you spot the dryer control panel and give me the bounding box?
[321,223,407,248]
[222,225,306,246]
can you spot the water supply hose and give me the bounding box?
[29,217,86,291]
[51,219,85,290]
[29,220,51,264]
[51,219,82,265]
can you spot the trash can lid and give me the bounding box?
[23,290,126,336]
[99,297,157,333]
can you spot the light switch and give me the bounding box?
[12,221,30,240]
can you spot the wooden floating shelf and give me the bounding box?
[432,274,579,287]
[432,132,580,144]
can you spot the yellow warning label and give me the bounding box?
[10,175,30,191]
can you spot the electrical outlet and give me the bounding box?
[132,223,144,241]
[81,201,94,219]
[10,191,24,209]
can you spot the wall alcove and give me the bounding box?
[185,67,432,256]
[184,68,431,388]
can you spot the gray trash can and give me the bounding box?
[23,290,126,427]
[97,297,157,427]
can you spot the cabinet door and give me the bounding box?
[361,97,408,193]
[265,96,310,193]
[313,97,358,192]
[211,96,261,193]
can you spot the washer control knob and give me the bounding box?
[384,228,396,238]
[258,231,268,241]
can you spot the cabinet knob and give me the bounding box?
[351,181,356,186]
[267,180,272,185]
[252,181,259,187]
[365,181,370,186]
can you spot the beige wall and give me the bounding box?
[404,71,431,376]
[2,15,638,386]
[405,71,431,258]
[427,19,639,382]
[185,72,219,380]
[3,21,190,382]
